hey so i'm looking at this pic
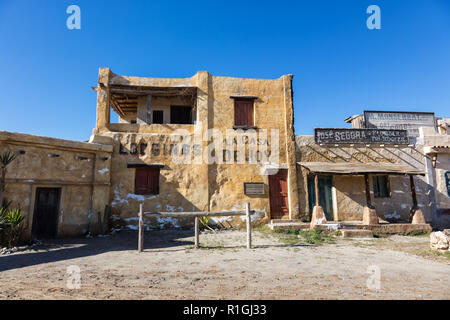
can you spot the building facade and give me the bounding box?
[1,69,448,241]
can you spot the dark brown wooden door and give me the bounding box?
[32,188,61,239]
[269,170,289,218]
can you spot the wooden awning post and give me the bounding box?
[138,203,144,253]
[314,174,320,206]
[364,174,372,207]
[409,174,418,208]
[246,202,252,249]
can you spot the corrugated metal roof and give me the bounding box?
[298,162,425,175]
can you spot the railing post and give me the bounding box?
[194,216,200,249]
[246,202,252,249]
[138,203,144,253]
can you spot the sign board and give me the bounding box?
[244,183,265,195]
[445,171,450,197]
[364,111,435,139]
[314,128,409,145]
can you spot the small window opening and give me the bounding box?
[170,106,193,124]
[153,110,164,124]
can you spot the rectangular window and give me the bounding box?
[135,167,160,195]
[153,110,164,124]
[170,106,193,124]
[373,175,390,198]
[234,100,254,127]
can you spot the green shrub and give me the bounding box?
[0,208,24,248]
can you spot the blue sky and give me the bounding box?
[0,0,449,141]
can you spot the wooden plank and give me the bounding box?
[194,217,199,249]
[138,204,144,253]
[143,211,255,218]
[314,174,319,206]
[246,202,252,249]
[364,174,372,207]
[298,162,425,175]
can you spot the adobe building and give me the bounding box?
[92,68,299,229]
[0,131,112,239]
[1,68,300,239]
[1,69,448,241]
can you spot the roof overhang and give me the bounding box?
[297,162,425,176]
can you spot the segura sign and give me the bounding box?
[314,128,409,145]
[364,111,436,139]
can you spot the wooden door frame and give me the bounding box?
[268,169,289,219]
[31,186,62,239]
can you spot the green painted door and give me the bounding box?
[307,175,334,221]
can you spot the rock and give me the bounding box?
[430,231,450,251]
[411,208,426,224]
[362,206,379,225]
[310,205,326,229]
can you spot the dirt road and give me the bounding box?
[1,229,449,299]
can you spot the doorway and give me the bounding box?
[32,188,61,239]
[307,175,334,221]
[269,169,289,219]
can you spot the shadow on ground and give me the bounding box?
[0,229,193,273]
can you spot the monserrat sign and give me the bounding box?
[364,111,436,139]
[314,128,409,145]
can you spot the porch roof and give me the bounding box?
[297,162,426,175]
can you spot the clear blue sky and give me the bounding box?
[0,0,449,141]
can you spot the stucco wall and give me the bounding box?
[96,70,299,229]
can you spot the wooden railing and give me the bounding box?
[137,203,255,252]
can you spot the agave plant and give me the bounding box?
[0,151,17,207]
[199,216,215,232]
[0,207,24,248]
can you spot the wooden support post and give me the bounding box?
[246,202,252,249]
[364,174,372,207]
[138,203,144,253]
[409,175,418,207]
[194,217,200,249]
[314,174,320,206]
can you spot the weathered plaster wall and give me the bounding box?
[0,131,112,239]
[295,135,431,222]
[96,69,299,229]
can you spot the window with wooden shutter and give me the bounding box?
[234,100,254,127]
[135,167,160,195]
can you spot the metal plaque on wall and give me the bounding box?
[244,183,265,195]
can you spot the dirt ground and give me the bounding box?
[0,228,449,300]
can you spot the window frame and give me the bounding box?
[233,98,255,128]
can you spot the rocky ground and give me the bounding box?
[0,228,449,299]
